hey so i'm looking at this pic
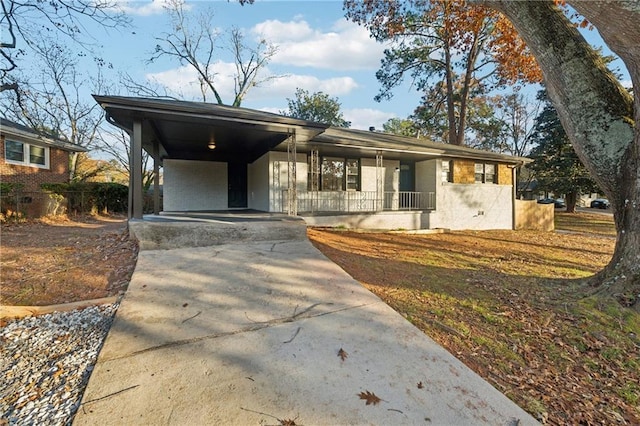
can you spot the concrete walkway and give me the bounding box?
[74,215,537,425]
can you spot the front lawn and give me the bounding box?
[309,212,639,424]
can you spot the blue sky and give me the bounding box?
[34,0,630,131]
[91,0,421,130]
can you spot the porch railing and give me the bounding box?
[281,190,435,213]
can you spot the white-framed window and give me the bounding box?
[4,140,49,168]
[475,163,496,184]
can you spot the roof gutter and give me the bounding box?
[1,126,86,152]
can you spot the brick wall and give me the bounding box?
[0,135,71,191]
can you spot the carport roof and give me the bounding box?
[93,95,329,163]
[94,95,530,165]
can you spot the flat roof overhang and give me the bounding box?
[93,95,329,164]
[273,127,532,165]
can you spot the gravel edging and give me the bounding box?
[0,303,118,425]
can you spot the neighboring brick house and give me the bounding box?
[1,118,86,191]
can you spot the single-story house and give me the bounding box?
[1,117,86,191]
[94,95,531,230]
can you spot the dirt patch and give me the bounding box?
[1,216,138,306]
[308,226,639,425]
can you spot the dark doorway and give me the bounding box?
[399,161,415,192]
[399,161,415,209]
[228,163,248,208]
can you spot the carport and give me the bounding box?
[93,95,328,219]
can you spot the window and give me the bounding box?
[4,140,49,168]
[316,156,360,191]
[442,160,453,183]
[5,140,24,162]
[346,159,359,191]
[30,145,46,166]
[475,163,496,184]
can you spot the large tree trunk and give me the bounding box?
[481,0,639,309]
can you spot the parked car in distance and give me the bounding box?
[590,198,610,209]
[537,198,566,208]
[554,198,566,208]
[537,198,555,204]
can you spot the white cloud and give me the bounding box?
[116,0,188,16]
[145,62,237,101]
[251,18,385,71]
[344,108,397,131]
[145,64,359,103]
[252,75,358,98]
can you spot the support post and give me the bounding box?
[512,165,518,230]
[152,139,160,215]
[131,120,144,219]
[310,148,319,212]
[287,131,297,216]
[376,151,383,211]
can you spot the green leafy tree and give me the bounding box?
[529,91,598,213]
[382,117,420,138]
[281,89,350,127]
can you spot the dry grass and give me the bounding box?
[0,215,137,306]
[309,212,639,425]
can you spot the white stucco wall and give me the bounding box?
[248,153,270,212]
[415,159,437,193]
[302,211,430,230]
[429,183,513,230]
[163,159,227,211]
[361,158,400,192]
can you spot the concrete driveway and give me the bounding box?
[74,214,537,425]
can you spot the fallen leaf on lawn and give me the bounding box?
[358,390,381,406]
[280,419,297,426]
[338,348,348,361]
[417,381,424,389]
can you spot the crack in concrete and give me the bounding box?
[102,301,378,362]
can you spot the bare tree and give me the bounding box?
[97,127,156,191]
[0,39,106,181]
[0,0,128,93]
[147,0,278,106]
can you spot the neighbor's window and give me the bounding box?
[320,157,360,191]
[5,140,24,162]
[4,140,49,168]
[442,160,453,183]
[29,145,46,166]
[475,163,496,184]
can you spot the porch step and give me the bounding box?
[129,216,307,250]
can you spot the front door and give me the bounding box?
[399,161,415,209]
[228,163,248,208]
